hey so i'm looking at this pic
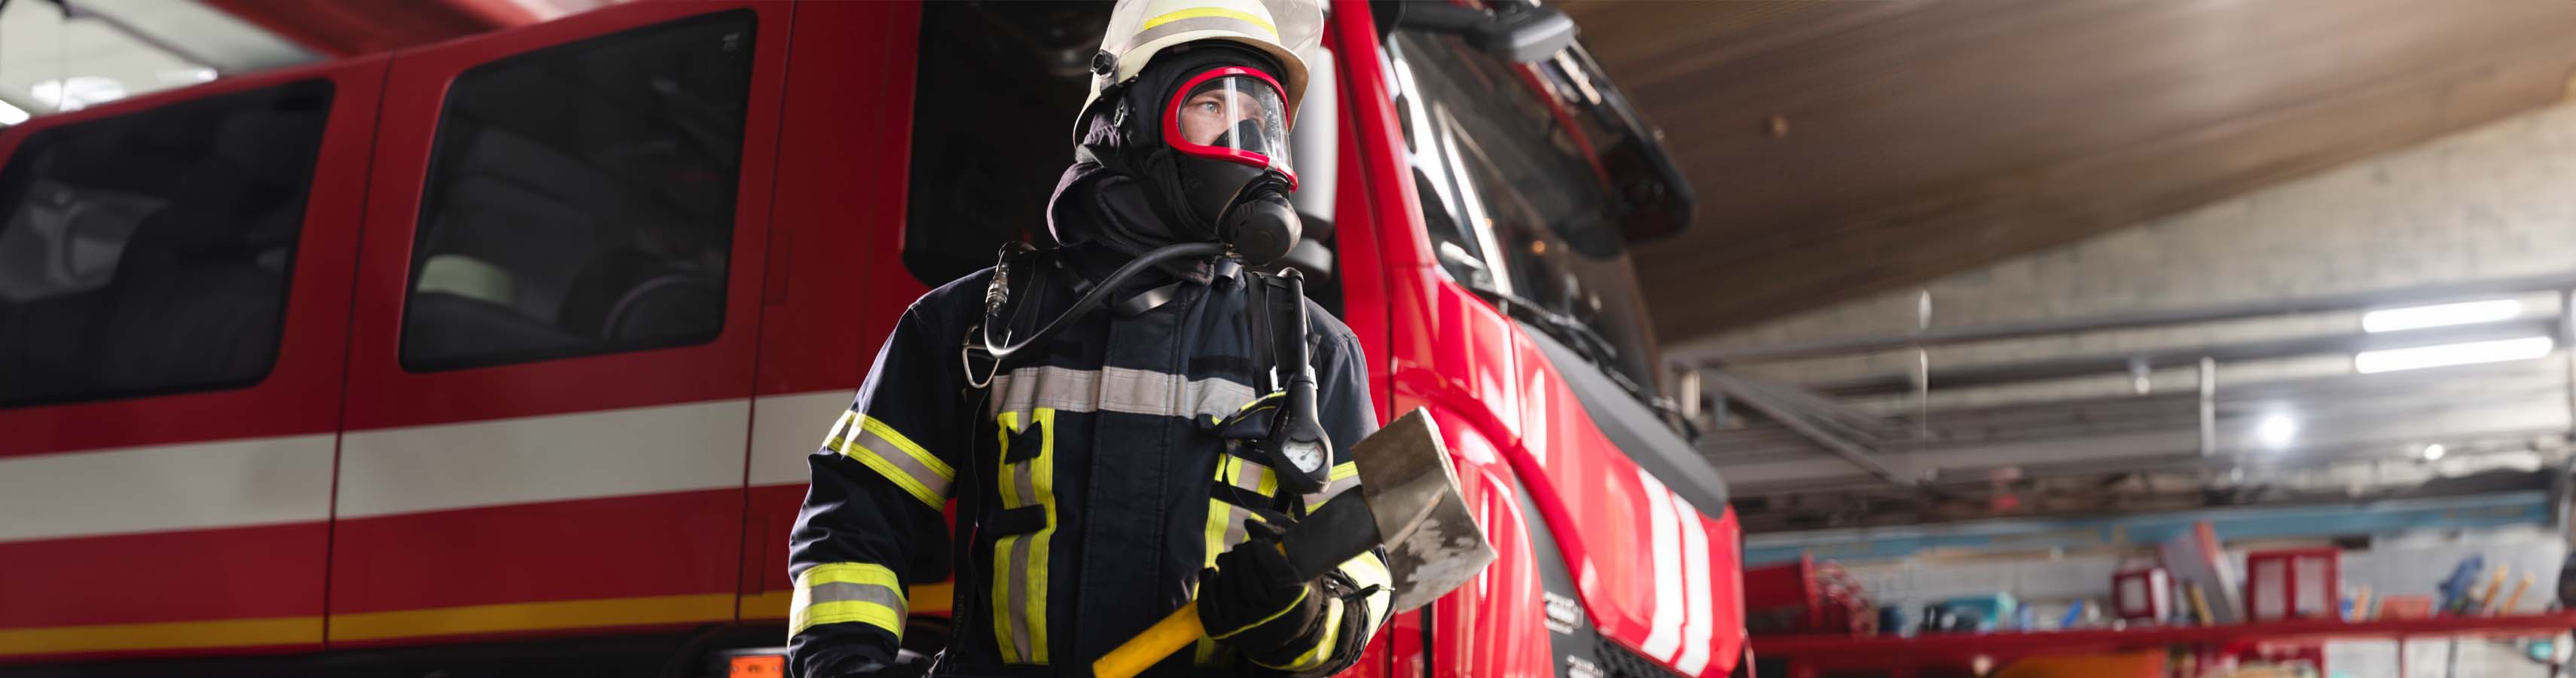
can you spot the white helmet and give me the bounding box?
[1088,0,1324,116]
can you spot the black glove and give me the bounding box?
[1198,518,1328,664]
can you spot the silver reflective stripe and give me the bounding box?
[1006,533,1035,658]
[1221,505,1252,548]
[1228,458,1273,493]
[804,581,907,618]
[1216,458,1274,553]
[988,366,1255,421]
[1302,469,1358,511]
[843,423,954,502]
[1130,15,1277,48]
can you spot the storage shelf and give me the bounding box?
[1757,611,2576,665]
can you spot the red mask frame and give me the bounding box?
[1161,66,1298,189]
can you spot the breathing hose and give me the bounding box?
[976,241,1229,374]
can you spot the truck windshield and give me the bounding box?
[1384,29,1671,402]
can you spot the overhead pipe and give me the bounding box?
[1699,271,2576,363]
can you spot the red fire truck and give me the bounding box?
[0,1,1741,675]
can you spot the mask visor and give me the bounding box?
[1164,67,1296,188]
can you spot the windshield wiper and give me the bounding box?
[1456,280,1702,440]
[1456,281,1638,387]
[1457,282,1612,356]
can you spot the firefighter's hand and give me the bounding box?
[1197,519,1327,664]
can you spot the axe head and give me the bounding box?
[1351,408,1498,611]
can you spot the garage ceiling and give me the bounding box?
[1561,0,2576,345]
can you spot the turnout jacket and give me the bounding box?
[787,246,1391,678]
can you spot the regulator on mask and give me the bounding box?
[1084,46,1305,265]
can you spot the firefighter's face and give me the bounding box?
[1163,69,1291,176]
[1177,87,1271,146]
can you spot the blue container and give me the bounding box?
[1937,594,2019,632]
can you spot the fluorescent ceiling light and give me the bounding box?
[2362,299,2521,333]
[2255,414,2299,449]
[30,77,129,111]
[2354,336,2554,374]
[0,99,25,126]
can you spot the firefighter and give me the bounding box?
[786,1,1390,676]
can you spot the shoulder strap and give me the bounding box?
[1243,271,1280,392]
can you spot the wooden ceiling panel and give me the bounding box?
[1562,0,2576,344]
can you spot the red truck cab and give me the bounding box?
[0,2,1741,676]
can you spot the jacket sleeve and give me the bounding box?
[1266,322,1393,677]
[787,305,967,678]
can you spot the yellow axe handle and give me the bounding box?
[1093,603,1204,678]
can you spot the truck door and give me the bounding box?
[327,2,787,645]
[736,0,931,624]
[0,60,384,658]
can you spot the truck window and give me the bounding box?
[1386,29,1665,397]
[400,11,755,371]
[0,80,332,407]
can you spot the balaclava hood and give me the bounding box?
[1049,42,1289,256]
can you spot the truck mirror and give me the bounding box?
[1472,6,1576,63]
[1385,2,1578,64]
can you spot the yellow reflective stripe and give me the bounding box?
[994,411,1024,508]
[857,414,954,479]
[1329,462,1357,482]
[1203,497,1232,569]
[990,408,1058,664]
[829,411,955,509]
[989,535,1018,662]
[1140,7,1277,36]
[1253,597,1343,672]
[790,563,907,637]
[1024,407,1057,664]
[800,562,902,589]
[793,600,902,637]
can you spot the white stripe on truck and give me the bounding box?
[749,389,857,487]
[335,399,751,518]
[0,434,334,543]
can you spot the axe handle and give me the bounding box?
[1093,602,1204,678]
